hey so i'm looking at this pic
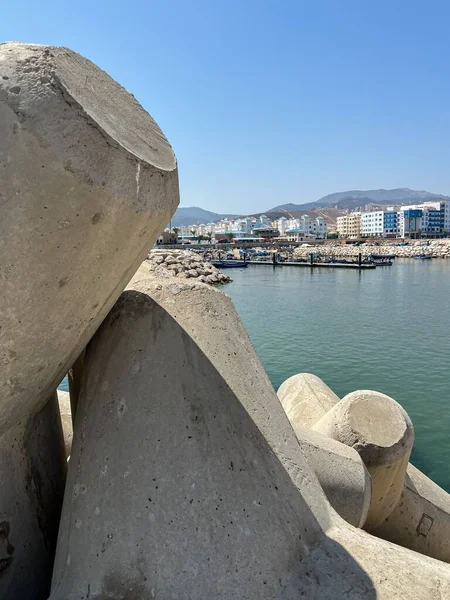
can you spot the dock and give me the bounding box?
[245,260,376,270]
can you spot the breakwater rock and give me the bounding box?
[147,249,231,284]
[3,41,450,600]
[279,373,450,564]
[294,240,450,259]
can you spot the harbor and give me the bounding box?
[207,248,393,270]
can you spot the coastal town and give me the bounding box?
[160,198,450,245]
[337,199,450,239]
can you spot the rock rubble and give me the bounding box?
[294,240,450,259]
[146,249,231,284]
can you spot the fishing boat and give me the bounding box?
[413,254,433,260]
[210,260,248,268]
[371,254,396,260]
[372,259,393,266]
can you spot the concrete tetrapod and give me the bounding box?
[294,427,371,528]
[371,463,450,563]
[313,390,415,529]
[50,266,450,599]
[0,42,179,435]
[277,374,370,527]
[280,374,450,560]
[277,373,339,429]
[0,394,67,600]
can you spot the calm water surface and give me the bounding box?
[225,260,450,492]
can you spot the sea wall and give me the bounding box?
[294,240,450,258]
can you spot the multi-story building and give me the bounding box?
[383,211,399,236]
[360,211,384,237]
[397,200,450,237]
[422,208,441,235]
[347,212,361,238]
[284,229,312,242]
[334,200,450,239]
[336,216,347,237]
[273,216,289,236]
[308,215,327,238]
[282,215,327,239]
[440,200,450,233]
[336,212,361,238]
[238,217,254,234]
[399,208,422,237]
[416,201,450,236]
[252,226,279,239]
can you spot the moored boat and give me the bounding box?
[210,260,248,268]
[372,259,393,266]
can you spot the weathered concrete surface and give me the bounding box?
[371,463,450,563]
[57,390,73,458]
[51,267,450,599]
[50,270,330,599]
[277,373,339,429]
[278,374,369,527]
[295,427,371,528]
[326,523,450,599]
[0,393,67,600]
[0,42,179,435]
[313,390,414,529]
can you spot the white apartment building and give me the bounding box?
[309,216,327,238]
[283,215,327,239]
[360,211,384,237]
[273,216,289,235]
[238,217,254,233]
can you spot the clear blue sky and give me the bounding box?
[3,1,450,213]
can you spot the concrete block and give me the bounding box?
[371,463,450,563]
[0,42,179,435]
[68,350,85,421]
[313,390,414,529]
[0,394,66,600]
[295,427,371,528]
[277,373,339,429]
[50,271,330,598]
[50,268,450,598]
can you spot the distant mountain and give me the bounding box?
[170,207,237,227]
[269,188,450,212]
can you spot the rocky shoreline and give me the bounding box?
[293,240,450,259]
[146,249,231,284]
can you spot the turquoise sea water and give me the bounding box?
[225,260,450,493]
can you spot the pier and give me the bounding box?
[246,260,376,269]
